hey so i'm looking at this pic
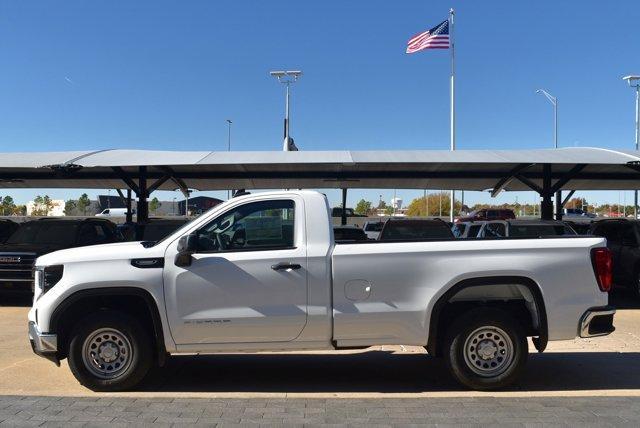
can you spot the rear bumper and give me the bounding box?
[579,306,616,338]
[28,321,59,366]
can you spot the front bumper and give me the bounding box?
[28,321,59,366]
[579,306,616,338]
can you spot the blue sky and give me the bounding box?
[1,0,639,208]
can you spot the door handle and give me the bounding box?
[271,262,302,271]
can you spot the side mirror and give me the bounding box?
[175,233,197,267]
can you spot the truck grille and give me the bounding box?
[0,253,37,289]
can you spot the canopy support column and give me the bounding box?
[137,166,149,239]
[562,190,576,206]
[125,189,133,223]
[541,164,553,220]
[555,192,563,220]
[341,188,348,226]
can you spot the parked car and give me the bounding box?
[29,190,615,392]
[455,208,516,223]
[0,218,119,292]
[96,208,135,217]
[0,219,19,243]
[363,221,384,240]
[590,219,640,297]
[451,221,484,238]
[477,220,577,238]
[118,218,189,242]
[378,218,454,241]
[563,208,596,219]
[331,207,367,218]
[333,225,369,242]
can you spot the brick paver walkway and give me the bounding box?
[1,395,639,426]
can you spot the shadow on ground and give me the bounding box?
[142,350,640,393]
[0,292,31,307]
[610,290,640,310]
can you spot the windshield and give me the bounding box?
[6,222,78,246]
[364,222,384,232]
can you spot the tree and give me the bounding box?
[77,193,91,215]
[32,195,54,216]
[354,199,372,216]
[64,200,78,216]
[1,196,16,215]
[406,192,463,217]
[149,197,162,213]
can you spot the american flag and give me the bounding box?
[406,19,450,54]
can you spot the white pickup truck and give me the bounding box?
[29,190,616,391]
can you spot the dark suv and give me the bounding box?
[455,208,516,223]
[590,219,640,297]
[0,218,119,292]
[0,219,19,243]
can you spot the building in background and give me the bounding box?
[26,199,65,216]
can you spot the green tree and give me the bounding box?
[354,199,372,216]
[77,193,91,215]
[64,200,78,216]
[1,196,16,215]
[32,195,54,216]
[149,197,162,213]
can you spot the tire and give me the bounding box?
[444,307,528,390]
[67,310,152,391]
[632,269,640,300]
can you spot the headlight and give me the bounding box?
[37,265,64,295]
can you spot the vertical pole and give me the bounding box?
[449,8,456,222]
[554,98,562,220]
[541,164,553,220]
[283,83,290,151]
[341,188,348,226]
[125,189,132,223]
[635,85,639,219]
[136,167,148,240]
[227,119,232,200]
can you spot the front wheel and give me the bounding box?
[67,311,152,391]
[444,308,528,390]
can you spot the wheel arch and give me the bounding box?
[49,287,167,365]
[426,276,548,357]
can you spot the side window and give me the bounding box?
[77,224,99,245]
[485,223,506,237]
[196,200,295,252]
[468,225,481,237]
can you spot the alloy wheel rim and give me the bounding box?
[463,326,514,377]
[81,328,133,380]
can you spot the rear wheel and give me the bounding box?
[67,311,152,391]
[444,308,528,390]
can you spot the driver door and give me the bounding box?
[163,196,308,345]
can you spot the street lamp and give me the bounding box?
[226,119,232,200]
[536,88,561,219]
[270,70,302,151]
[623,75,640,219]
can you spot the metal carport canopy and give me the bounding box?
[1,147,640,192]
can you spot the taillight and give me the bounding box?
[591,247,613,292]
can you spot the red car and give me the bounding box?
[455,208,515,223]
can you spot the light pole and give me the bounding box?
[623,75,640,219]
[270,70,302,151]
[226,119,232,200]
[536,89,561,219]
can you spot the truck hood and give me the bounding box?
[35,241,166,267]
[0,243,66,256]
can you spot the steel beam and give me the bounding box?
[490,163,535,197]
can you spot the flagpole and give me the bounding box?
[449,8,455,222]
